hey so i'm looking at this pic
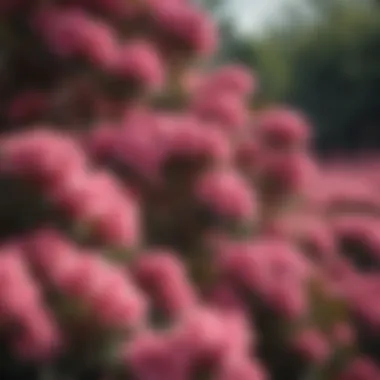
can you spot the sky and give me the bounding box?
[223,0,303,35]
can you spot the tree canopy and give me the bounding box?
[207,0,380,153]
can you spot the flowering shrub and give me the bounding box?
[0,1,380,380]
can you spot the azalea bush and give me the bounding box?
[1,1,380,380]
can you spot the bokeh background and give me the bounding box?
[199,0,380,154]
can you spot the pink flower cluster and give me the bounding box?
[124,306,266,380]
[194,168,257,221]
[0,129,140,248]
[1,1,380,380]
[216,239,311,319]
[133,249,197,317]
[26,230,147,329]
[0,246,60,360]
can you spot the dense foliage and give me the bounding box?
[0,1,380,380]
[215,0,380,153]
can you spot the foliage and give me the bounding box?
[213,0,380,153]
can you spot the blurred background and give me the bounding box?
[197,0,380,155]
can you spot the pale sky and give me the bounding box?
[224,0,304,35]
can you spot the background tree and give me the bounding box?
[204,0,380,154]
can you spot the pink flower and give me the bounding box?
[191,93,248,131]
[0,249,40,319]
[52,170,141,248]
[216,239,310,317]
[345,275,380,330]
[331,322,355,346]
[339,357,380,380]
[113,112,169,180]
[81,21,119,69]
[258,107,310,148]
[28,232,146,329]
[91,201,141,248]
[111,41,165,91]
[297,217,337,263]
[216,354,267,380]
[259,151,317,195]
[172,307,253,364]
[194,168,257,220]
[234,139,260,173]
[292,329,330,364]
[199,64,257,97]
[133,250,196,316]
[13,309,61,360]
[266,282,307,320]
[125,331,190,380]
[181,69,204,94]
[85,123,117,159]
[0,248,61,360]
[207,284,246,315]
[332,215,380,261]
[151,2,217,55]
[26,229,77,270]
[33,7,118,68]
[68,255,147,327]
[0,129,86,193]
[165,117,231,163]
[173,308,230,359]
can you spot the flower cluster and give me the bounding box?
[0,1,380,380]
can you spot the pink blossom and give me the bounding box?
[33,7,118,68]
[258,107,310,148]
[151,2,217,55]
[13,309,61,360]
[191,93,248,131]
[172,307,253,364]
[339,357,380,380]
[194,168,257,220]
[165,117,231,163]
[207,284,246,314]
[0,129,86,195]
[65,255,147,328]
[28,232,146,329]
[113,112,169,180]
[216,239,310,317]
[216,354,267,380]
[111,41,165,91]
[292,329,330,364]
[331,322,355,346]
[172,308,231,360]
[320,175,378,209]
[332,215,380,260]
[234,139,260,173]
[297,217,337,263]
[85,123,117,159]
[133,250,196,316]
[0,248,61,360]
[199,64,257,97]
[266,282,308,319]
[259,151,317,194]
[26,229,81,287]
[346,275,380,330]
[125,331,190,380]
[52,170,141,247]
[0,248,41,319]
